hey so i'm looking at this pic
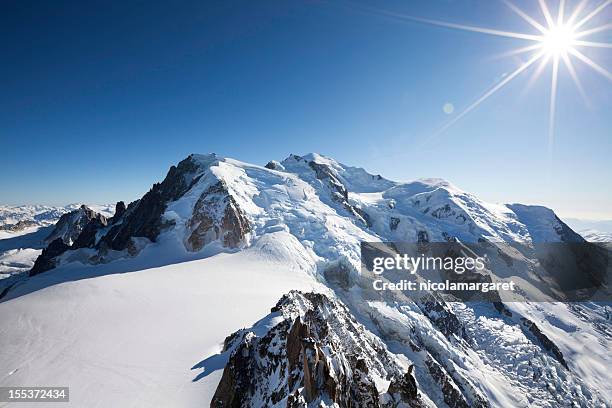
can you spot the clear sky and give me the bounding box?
[1,0,610,219]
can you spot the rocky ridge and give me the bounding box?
[27,154,252,274]
[210,291,430,408]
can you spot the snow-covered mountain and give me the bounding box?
[581,229,612,243]
[0,204,114,231]
[566,219,612,235]
[0,204,114,282]
[0,205,76,231]
[212,290,452,407]
[0,153,609,407]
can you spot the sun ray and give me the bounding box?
[561,52,590,105]
[573,0,611,31]
[523,54,552,94]
[492,43,544,59]
[567,0,589,25]
[558,0,566,24]
[401,16,543,41]
[573,40,612,48]
[538,0,555,27]
[433,52,544,137]
[548,55,560,155]
[501,0,548,33]
[569,47,612,80]
[574,22,612,37]
[343,4,544,42]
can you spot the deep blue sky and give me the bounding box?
[1,0,610,218]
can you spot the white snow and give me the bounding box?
[0,244,321,407]
[0,248,41,278]
[580,229,612,243]
[0,226,53,282]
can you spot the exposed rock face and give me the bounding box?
[387,366,418,402]
[111,201,126,221]
[210,291,427,408]
[306,160,372,228]
[389,217,400,231]
[27,154,249,275]
[417,295,465,338]
[45,205,108,246]
[0,220,37,232]
[425,356,471,408]
[520,318,568,369]
[417,230,429,243]
[186,181,251,251]
[29,238,71,276]
[281,155,372,228]
[27,156,209,276]
[71,217,108,249]
[29,206,109,275]
[551,215,586,243]
[264,160,284,171]
[100,156,203,251]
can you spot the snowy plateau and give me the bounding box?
[0,153,610,408]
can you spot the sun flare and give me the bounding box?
[356,0,612,150]
[542,24,576,56]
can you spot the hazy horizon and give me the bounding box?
[2,150,611,221]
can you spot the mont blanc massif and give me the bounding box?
[0,153,610,408]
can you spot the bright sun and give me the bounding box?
[372,0,612,147]
[542,24,576,56]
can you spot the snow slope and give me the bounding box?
[0,234,320,408]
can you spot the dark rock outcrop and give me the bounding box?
[387,365,418,402]
[45,205,108,246]
[72,216,108,249]
[417,230,429,244]
[552,215,586,243]
[520,317,568,369]
[27,154,244,275]
[111,201,126,221]
[304,159,371,227]
[29,206,109,275]
[100,155,204,251]
[29,238,71,276]
[417,294,465,338]
[0,220,37,232]
[389,217,400,231]
[264,160,284,171]
[186,181,251,251]
[209,291,427,408]
[425,356,470,408]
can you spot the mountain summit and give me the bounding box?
[24,152,583,278]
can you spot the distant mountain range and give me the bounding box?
[0,204,114,232]
[565,218,612,234]
[0,204,114,280]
